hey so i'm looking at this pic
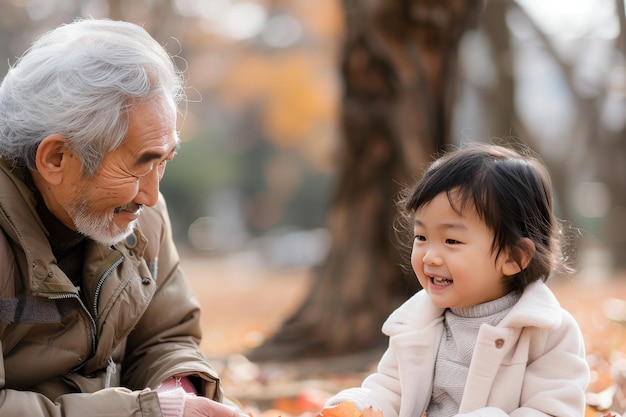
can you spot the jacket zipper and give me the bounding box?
[93,256,124,317]
[49,254,124,373]
[48,292,97,373]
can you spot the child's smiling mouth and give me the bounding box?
[430,275,453,286]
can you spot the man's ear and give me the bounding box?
[35,134,70,185]
[502,237,536,276]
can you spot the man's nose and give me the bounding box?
[135,169,160,207]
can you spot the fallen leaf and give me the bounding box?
[361,407,384,417]
[318,403,383,417]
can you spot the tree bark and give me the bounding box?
[248,0,483,361]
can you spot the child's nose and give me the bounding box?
[423,247,442,265]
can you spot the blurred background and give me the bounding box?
[3,1,626,411]
[0,0,621,268]
[0,0,342,265]
[1,0,625,360]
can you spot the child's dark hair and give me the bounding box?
[398,143,569,293]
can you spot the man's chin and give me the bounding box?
[76,221,136,247]
[101,229,134,247]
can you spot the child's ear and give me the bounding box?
[502,238,536,276]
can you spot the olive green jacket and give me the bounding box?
[0,159,222,416]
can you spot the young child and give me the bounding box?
[322,143,590,417]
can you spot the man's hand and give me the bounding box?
[183,395,248,417]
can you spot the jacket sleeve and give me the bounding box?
[324,345,404,417]
[121,195,222,400]
[0,357,162,417]
[457,310,590,417]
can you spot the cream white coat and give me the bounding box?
[325,281,589,417]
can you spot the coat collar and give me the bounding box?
[382,280,561,337]
[500,280,562,330]
[382,289,444,336]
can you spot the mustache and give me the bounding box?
[114,202,144,214]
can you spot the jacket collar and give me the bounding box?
[382,280,561,337]
[0,158,147,297]
[382,289,445,336]
[0,159,67,294]
[499,280,562,330]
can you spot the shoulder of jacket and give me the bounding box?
[501,281,563,329]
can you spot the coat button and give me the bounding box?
[495,338,505,348]
[125,233,137,248]
[141,277,151,285]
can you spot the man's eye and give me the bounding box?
[133,161,167,179]
[132,169,149,179]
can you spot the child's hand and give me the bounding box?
[318,402,383,417]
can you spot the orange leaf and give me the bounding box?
[361,407,384,417]
[319,403,383,417]
[319,402,362,417]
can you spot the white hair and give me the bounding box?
[0,18,184,176]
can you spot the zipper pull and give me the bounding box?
[105,356,117,389]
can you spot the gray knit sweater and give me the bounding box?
[426,291,521,417]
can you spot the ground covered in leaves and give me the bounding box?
[182,255,626,417]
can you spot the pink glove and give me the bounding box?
[157,376,197,417]
[157,376,247,417]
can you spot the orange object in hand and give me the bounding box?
[318,402,383,417]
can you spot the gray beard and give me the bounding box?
[69,200,138,246]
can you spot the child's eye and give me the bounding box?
[414,235,426,242]
[446,239,461,244]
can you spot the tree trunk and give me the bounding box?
[248,0,483,361]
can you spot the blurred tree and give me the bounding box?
[249,0,626,360]
[248,0,484,361]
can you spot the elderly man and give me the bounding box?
[0,18,242,417]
